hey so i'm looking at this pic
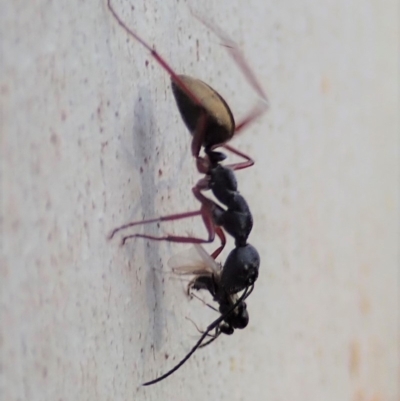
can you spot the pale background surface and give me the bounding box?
[1,0,398,400]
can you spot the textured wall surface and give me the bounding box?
[1,0,398,400]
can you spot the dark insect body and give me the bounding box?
[107,0,268,386]
[144,282,254,386]
[171,244,252,340]
[136,243,255,386]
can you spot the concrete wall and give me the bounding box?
[1,0,398,400]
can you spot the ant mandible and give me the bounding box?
[107,0,268,294]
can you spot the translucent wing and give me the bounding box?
[168,244,221,276]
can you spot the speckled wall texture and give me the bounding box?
[1,1,398,400]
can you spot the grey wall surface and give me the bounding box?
[1,0,398,400]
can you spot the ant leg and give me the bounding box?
[199,330,221,348]
[192,186,227,256]
[190,10,269,136]
[107,1,211,160]
[190,9,267,100]
[185,317,218,338]
[222,143,254,171]
[121,186,225,249]
[189,293,219,312]
[210,227,226,259]
[185,318,222,348]
[120,204,215,245]
[191,113,208,159]
[185,324,221,349]
[234,103,268,135]
[107,1,204,110]
[109,210,202,240]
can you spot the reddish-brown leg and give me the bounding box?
[234,103,268,135]
[108,0,211,162]
[193,13,268,100]
[108,0,203,107]
[210,227,226,259]
[107,3,264,259]
[108,1,268,160]
[221,143,254,171]
[191,9,269,140]
[191,113,208,159]
[119,186,227,257]
[121,202,216,246]
[109,210,201,240]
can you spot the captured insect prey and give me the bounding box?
[107,0,268,386]
[169,244,253,338]
[141,244,255,386]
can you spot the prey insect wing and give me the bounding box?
[168,244,221,276]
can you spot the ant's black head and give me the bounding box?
[219,300,249,333]
[220,244,260,294]
[219,322,234,335]
[231,301,249,329]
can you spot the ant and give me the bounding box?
[107,0,268,384]
[143,244,255,386]
[107,0,268,294]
